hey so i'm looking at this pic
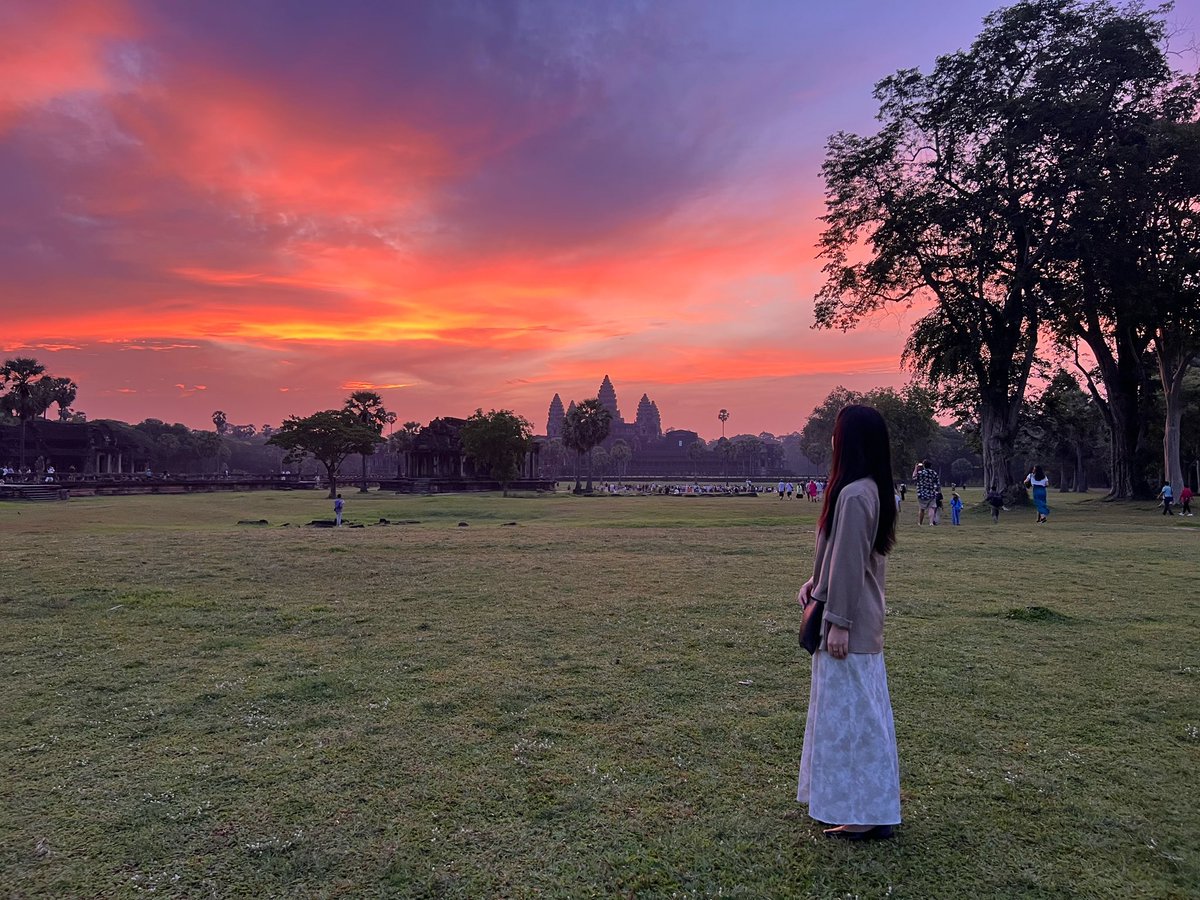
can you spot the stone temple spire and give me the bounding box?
[598,375,621,423]
[635,393,662,438]
[546,393,565,438]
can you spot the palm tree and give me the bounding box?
[563,398,612,493]
[718,408,730,438]
[2,357,47,469]
[389,420,422,477]
[211,411,228,435]
[343,391,390,492]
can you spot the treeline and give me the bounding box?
[814,0,1200,499]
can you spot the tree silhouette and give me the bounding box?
[609,439,631,480]
[268,410,384,499]
[1,357,68,468]
[814,0,1172,493]
[211,411,228,435]
[459,409,532,496]
[343,391,390,492]
[50,379,77,420]
[718,409,729,438]
[562,399,611,493]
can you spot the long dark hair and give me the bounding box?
[1033,465,1045,480]
[818,405,897,556]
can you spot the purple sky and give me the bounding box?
[3,0,1197,437]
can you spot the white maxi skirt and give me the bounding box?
[797,650,901,825]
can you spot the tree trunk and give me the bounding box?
[325,461,337,499]
[1152,343,1190,504]
[585,449,594,493]
[1075,444,1088,493]
[1074,318,1155,500]
[360,453,369,493]
[1107,386,1155,501]
[978,403,1018,495]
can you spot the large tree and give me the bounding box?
[562,398,611,493]
[268,410,384,498]
[458,408,533,497]
[343,390,391,493]
[814,0,1172,493]
[1041,24,1196,499]
[2,357,76,468]
[1135,101,1200,498]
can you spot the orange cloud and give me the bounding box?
[341,381,419,391]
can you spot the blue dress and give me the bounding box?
[1028,478,1049,517]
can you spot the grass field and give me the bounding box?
[1,488,1197,898]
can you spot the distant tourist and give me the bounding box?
[1024,466,1050,524]
[807,480,818,502]
[786,481,794,499]
[986,484,1004,523]
[913,460,939,525]
[933,488,944,525]
[778,479,786,500]
[898,481,906,503]
[950,490,963,526]
[1181,485,1193,517]
[795,405,901,840]
[333,493,344,526]
[1158,481,1174,516]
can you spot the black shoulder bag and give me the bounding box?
[799,598,825,656]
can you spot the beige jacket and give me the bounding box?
[800,477,887,654]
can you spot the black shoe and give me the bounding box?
[823,824,895,841]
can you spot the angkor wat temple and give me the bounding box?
[543,375,706,475]
[545,375,664,448]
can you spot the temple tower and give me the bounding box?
[635,393,662,438]
[547,394,565,438]
[598,375,621,423]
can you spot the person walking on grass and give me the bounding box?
[333,493,344,527]
[950,490,963,526]
[913,460,939,526]
[796,405,901,841]
[1024,465,1050,524]
[1158,481,1174,516]
[1181,485,1194,517]
[986,484,1004,523]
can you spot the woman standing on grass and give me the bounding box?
[796,405,900,840]
[1024,465,1050,524]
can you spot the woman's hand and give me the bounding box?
[826,624,850,660]
[797,580,814,607]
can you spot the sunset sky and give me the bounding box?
[4,1,1198,438]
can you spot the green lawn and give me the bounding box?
[1,489,1196,898]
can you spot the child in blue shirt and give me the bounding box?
[950,490,964,526]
